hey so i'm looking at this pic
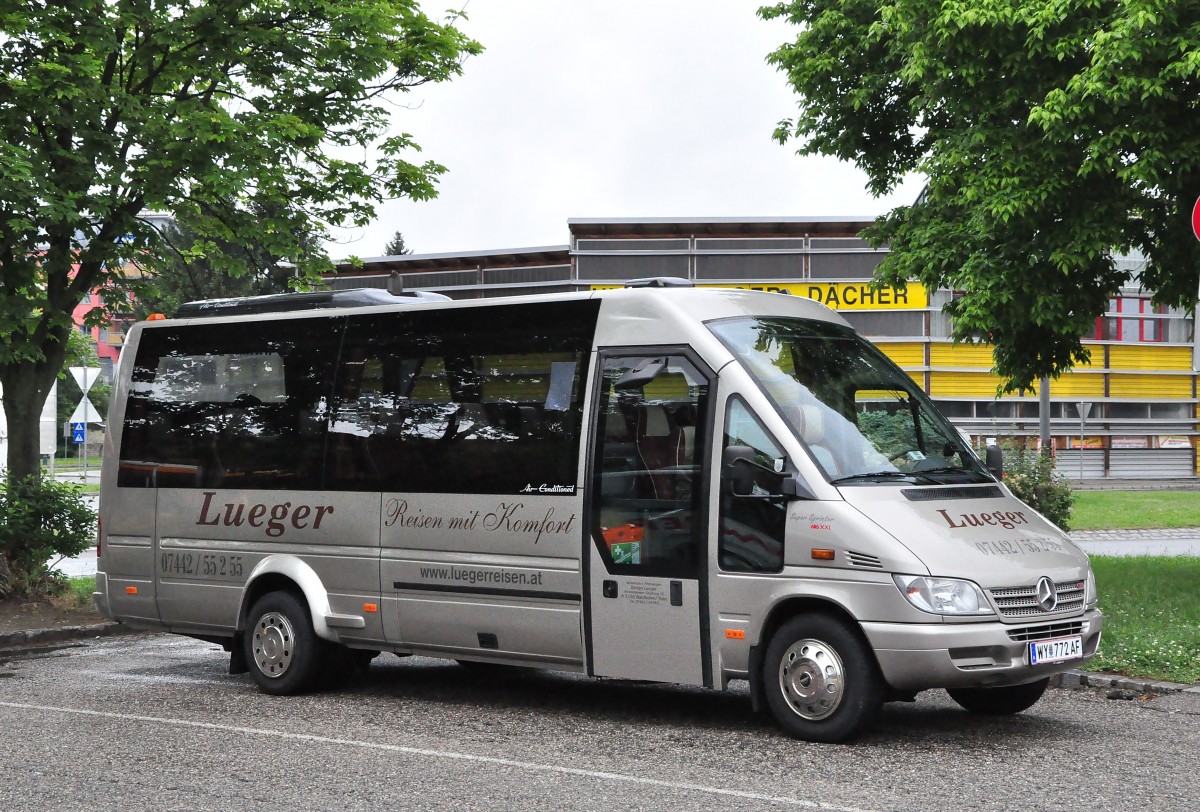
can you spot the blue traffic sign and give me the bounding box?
[72,421,86,444]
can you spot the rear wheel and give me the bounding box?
[762,614,883,743]
[321,647,380,689]
[243,591,326,695]
[947,678,1049,715]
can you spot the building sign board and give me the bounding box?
[591,282,928,310]
[704,282,928,310]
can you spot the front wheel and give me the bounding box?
[762,614,883,743]
[243,591,326,695]
[947,678,1049,715]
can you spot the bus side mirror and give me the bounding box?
[985,445,1003,479]
[724,446,757,496]
[615,357,666,390]
[723,446,814,501]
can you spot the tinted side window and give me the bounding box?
[326,300,599,494]
[118,318,342,489]
[719,399,786,572]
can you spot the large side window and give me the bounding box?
[326,300,599,494]
[591,355,709,578]
[118,318,343,489]
[719,399,787,572]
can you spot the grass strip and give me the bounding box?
[1072,490,1200,531]
[1083,556,1200,684]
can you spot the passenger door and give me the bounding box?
[585,352,711,686]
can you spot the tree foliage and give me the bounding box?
[0,0,481,477]
[131,206,314,319]
[761,0,1200,391]
[383,229,412,256]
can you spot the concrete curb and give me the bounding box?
[1050,669,1200,698]
[0,621,143,654]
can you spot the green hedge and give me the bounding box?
[0,474,96,599]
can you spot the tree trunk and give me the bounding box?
[1,360,59,480]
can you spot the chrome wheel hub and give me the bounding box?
[252,612,295,679]
[778,638,845,721]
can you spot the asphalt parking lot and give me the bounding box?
[2,633,1198,811]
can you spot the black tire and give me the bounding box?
[947,678,1049,715]
[762,613,884,743]
[350,649,380,672]
[455,659,520,676]
[320,647,380,690]
[243,591,326,695]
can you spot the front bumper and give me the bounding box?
[863,608,1103,692]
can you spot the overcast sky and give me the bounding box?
[331,1,924,259]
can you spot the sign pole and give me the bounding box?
[1194,196,1200,373]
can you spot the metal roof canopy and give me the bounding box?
[334,245,569,276]
[567,216,876,239]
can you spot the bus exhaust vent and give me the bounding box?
[901,486,1003,502]
[845,551,883,569]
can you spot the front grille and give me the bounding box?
[845,551,883,568]
[989,579,1086,618]
[1007,621,1085,642]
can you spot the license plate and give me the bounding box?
[1029,635,1083,665]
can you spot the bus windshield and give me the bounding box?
[708,316,992,485]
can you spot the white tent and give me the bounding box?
[0,380,59,473]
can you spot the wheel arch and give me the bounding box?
[747,595,880,714]
[238,555,336,642]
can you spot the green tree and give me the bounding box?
[383,229,413,256]
[131,204,317,319]
[0,0,481,479]
[761,0,1200,391]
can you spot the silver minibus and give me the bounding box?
[95,282,1101,742]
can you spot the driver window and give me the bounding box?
[590,355,708,578]
[719,399,786,573]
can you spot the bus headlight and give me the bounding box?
[893,574,995,616]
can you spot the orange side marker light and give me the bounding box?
[811,548,835,561]
[125,586,138,595]
[725,629,745,640]
[363,603,378,613]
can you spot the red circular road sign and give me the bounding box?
[1193,195,1200,241]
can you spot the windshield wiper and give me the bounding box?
[909,465,992,482]
[829,470,921,485]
